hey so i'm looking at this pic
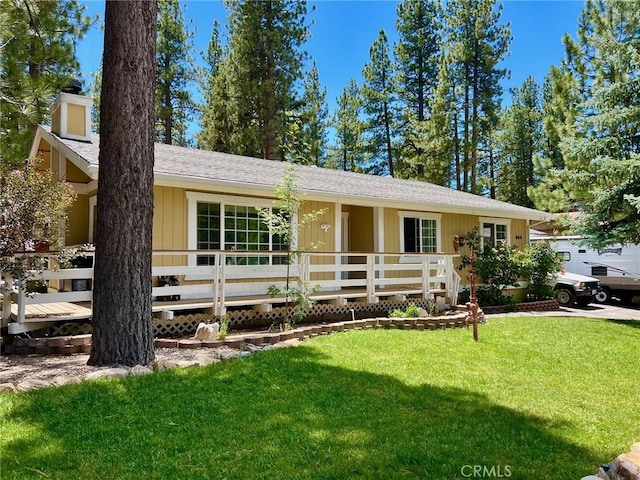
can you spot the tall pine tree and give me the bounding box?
[330,79,366,172]
[0,0,95,167]
[156,0,196,146]
[284,63,329,165]
[420,53,457,187]
[196,19,235,152]
[527,65,579,212]
[222,0,309,160]
[495,76,542,207]
[90,0,156,366]
[362,29,397,176]
[437,0,511,192]
[559,0,640,245]
[394,0,442,179]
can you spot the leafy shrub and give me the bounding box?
[458,230,563,306]
[459,228,520,306]
[515,241,562,300]
[389,309,406,318]
[476,286,516,308]
[405,303,420,317]
[389,303,436,318]
[0,159,76,291]
[217,315,229,340]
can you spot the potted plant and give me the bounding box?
[56,244,94,291]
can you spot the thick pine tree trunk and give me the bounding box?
[89,1,157,367]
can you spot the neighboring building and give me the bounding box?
[3,92,551,333]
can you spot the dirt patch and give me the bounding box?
[0,345,275,386]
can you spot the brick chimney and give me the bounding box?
[50,80,93,142]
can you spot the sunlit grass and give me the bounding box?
[1,317,638,479]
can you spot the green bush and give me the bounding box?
[405,303,420,317]
[217,315,229,340]
[459,228,521,306]
[515,241,562,300]
[458,230,563,306]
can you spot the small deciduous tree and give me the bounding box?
[257,165,326,328]
[0,159,76,288]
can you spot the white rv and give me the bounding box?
[534,235,640,304]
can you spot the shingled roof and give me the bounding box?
[39,125,550,221]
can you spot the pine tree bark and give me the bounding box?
[89,0,157,367]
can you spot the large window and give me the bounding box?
[188,192,290,266]
[196,202,221,265]
[399,212,441,253]
[479,217,510,248]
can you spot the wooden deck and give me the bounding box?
[12,301,92,320]
[3,250,461,333]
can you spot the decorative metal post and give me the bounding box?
[454,234,479,342]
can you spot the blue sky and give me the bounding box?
[76,0,586,130]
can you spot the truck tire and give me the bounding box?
[556,287,576,307]
[594,288,610,304]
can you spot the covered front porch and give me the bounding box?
[2,250,461,334]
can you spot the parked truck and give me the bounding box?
[534,235,640,304]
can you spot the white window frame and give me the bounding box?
[186,192,297,277]
[398,211,442,255]
[479,217,511,249]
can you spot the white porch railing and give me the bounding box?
[1,250,461,333]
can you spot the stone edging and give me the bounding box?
[481,299,559,314]
[156,312,471,350]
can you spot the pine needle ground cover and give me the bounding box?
[1,317,638,479]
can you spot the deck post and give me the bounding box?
[16,281,26,323]
[446,257,453,301]
[366,254,376,303]
[2,274,13,323]
[422,255,430,299]
[300,253,310,284]
[212,252,221,316]
[219,253,227,316]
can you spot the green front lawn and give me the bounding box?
[1,317,638,479]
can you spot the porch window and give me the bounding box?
[188,192,290,268]
[479,217,510,248]
[399,212,441,253]
[196,202,220,266]
[222,204,287,265]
